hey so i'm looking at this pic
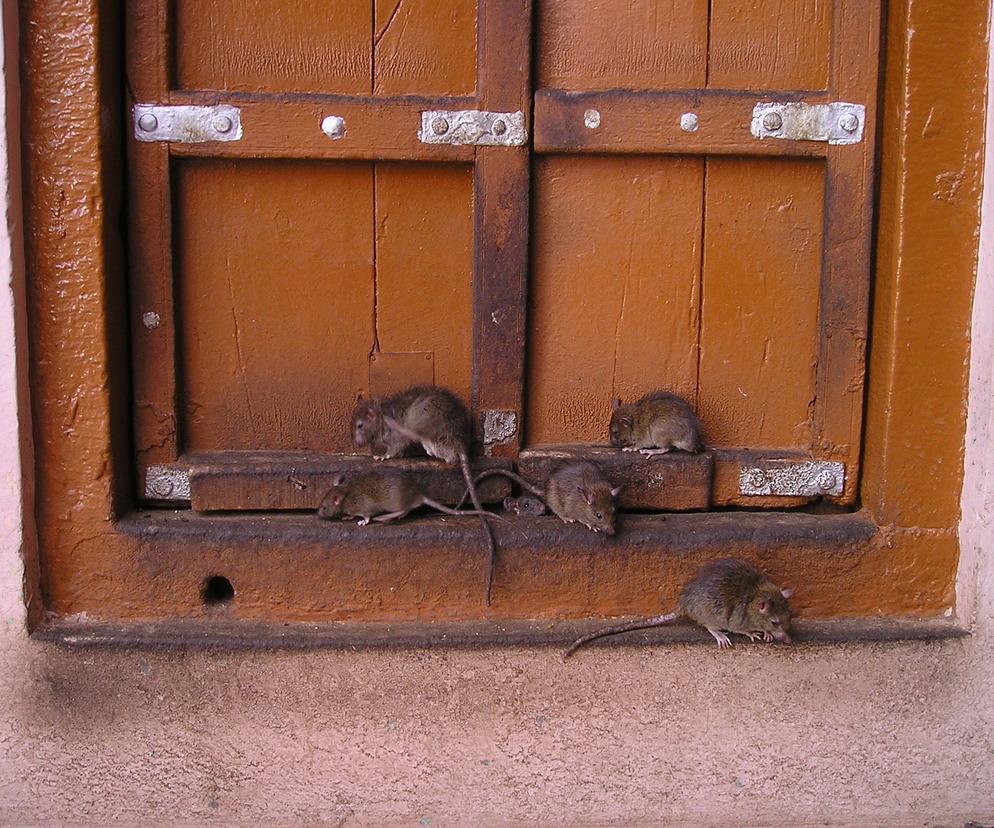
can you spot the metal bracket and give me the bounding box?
[418,110,527,147]
[144,465,191,501]
[739,460,845,497]
[133,104,243,144]
[751,102,865,145]
[482,410,518,446]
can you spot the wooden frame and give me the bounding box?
[17,0,987,641]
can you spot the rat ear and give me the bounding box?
[756,598,770,614]
[610,485,623,498]
[612,398,622,411]
[781,587,794,599]
[329,492,344,507]
[580,488,594,505]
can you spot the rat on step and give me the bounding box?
[317,467,496,526]
[563,558,793,657]
[470,461,621,535]
[502,495,547,517]
[609,391,703,455]
[350,385,499,603]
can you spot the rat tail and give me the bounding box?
[562,611,681,659]
[458,454,499,606]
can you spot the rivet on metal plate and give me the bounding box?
[144,465,191,501]
[321,115,346,140]
[680,112,699,132]
[133,104,243,144]
[739,460,845,497]
[584,109,601,129]
[419,110,527,147]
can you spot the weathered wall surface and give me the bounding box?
[1,10,994,828]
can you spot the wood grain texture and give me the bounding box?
[697,158,824,449]
[174,159,374,452]
[174,0,372,94]
[374,0,477,95]
[188,452,511,511]
[527,156,703,445]
[518,445,712,511]
[373,163,474,405]
[708,0,831,90]
[537,0,708,90]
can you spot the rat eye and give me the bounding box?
[770,617,781,625]
[595,512,603,520]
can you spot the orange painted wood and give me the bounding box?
[526,156,703,445]
[174,159,374,453]
[187,452,512,511]
[174,0,372,94]
[708,0,830,90]
[374,0,477,96]
[472,0,532,456]
[534,89,829,157]
[165,93,476,163]
[368,352,435,398]
[518,446,712,511]
[697,158,824,450]
[536,0,708,90]
[127,0,179,479]
[374,162,475,405]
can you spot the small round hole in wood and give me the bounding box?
[202,575,235,606]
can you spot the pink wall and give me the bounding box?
[1,10,994,828]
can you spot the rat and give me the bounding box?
[317,467,496,525]
[609,391,703,455]
[350,385,499,603]
[469,461,621,535]
[563,558,793,657]
[502,494,547,517]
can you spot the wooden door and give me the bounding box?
[127,0,878,512]
[126,0,530,508]
[528,0,879,507]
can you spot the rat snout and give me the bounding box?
[773,629,792,644]
[603,525,616,536]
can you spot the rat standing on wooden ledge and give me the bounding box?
[350,385,500,603]
[609,391,704,455]
[563,558,794,657]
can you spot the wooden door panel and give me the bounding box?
[526,155,702,445]
[698,157,824,449]
[175,159,374,453]
[174,0,373,94]
[536,0,709,90]
[374,162,475,404]
[708,0,831,90]
[373,0,477,96]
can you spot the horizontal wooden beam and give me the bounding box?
[534,89,831,157]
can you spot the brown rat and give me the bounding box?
[503,495,547,517]
[563,558,794,657]
[609,391,703,455]
[350,385,499,602]
[317,467,495,525]
[471,461,621,535]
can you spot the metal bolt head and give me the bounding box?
[212,114,233,134]
[839,112,859,133]
[816,470,838,492]
[137,112,158,132]
[680,112,699,133]
[747,469,769,489]
[149,477,174,498]
[142,311,160,329]
[431,117,449,135]
[583,109,601,129]
[762,112,783,132]
[321,115,345,139]
[492,119,507,136]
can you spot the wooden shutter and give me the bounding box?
[126,0,530,509]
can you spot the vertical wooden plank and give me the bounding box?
[173,0,372,94]
[708,0,831,90]
[175,160,374,453]
[374,0,477,96]
[473,0,531,456]
[537,0,709,90]
[814,0,881,502]
[126,0,179,479]
[374,162,475,404]
[698,158,824,448]
[527,156,703,445]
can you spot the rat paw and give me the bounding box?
[708,629,733,649]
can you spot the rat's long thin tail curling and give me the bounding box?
[459,454,499,606]
[563,611,681,659]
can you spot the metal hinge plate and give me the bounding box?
[133,104,243,144]
[144,464,191,501]
[418,110,527,147]
[739,460,845,497]
[751,102,865,145]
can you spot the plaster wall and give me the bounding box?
[1,14,993,828]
